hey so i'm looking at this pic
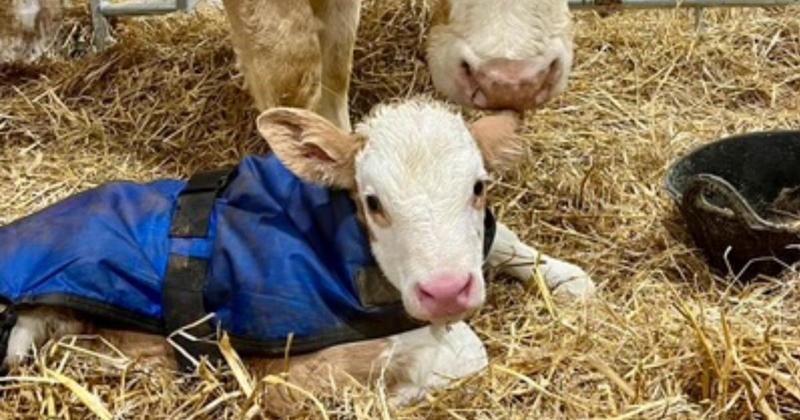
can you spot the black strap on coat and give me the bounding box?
[162,168,497,371]
[163,168,233,371]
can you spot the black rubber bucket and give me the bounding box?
[665,130,800,280]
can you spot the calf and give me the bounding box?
[0,99,594,407]
[0,0,63,63]
[224,0,574,130]
[2,0,574,126]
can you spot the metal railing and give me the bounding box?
[90,0,800,50]
[91,0,200,47]
[570,0,799,8]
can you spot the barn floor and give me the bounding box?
[1,1,800,418]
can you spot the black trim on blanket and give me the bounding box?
[0,168,500,372]
[228,305,424,357]
[12,294,164,333]
[164,170,498,365]
[4,293,424,360]
[161,167,430,367]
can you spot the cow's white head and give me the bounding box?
[257,100,521,324]
[426,0,573,112]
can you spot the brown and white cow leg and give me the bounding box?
[93,329,176,368]
[382,323,487,406]
[2,306,86,368]
[246,323,486,410]
[221,0,323,111]
[310,0,361,131]
[244,338,393,416]
[488,222,596,299]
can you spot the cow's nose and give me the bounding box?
[415,272,477,318]
[471,57,563,110]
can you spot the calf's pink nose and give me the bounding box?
[472,57,562,110]
[416,272,476,318]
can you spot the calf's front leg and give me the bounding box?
[1,309,487,412]
[488,222,596,299]
[384,322,487,406]
[2,306,86,368]
[250,322,486,410]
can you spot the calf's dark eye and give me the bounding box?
[473,180,485,197]
[365,195,382,213]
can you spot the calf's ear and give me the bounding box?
[257,108,364,189]
[469,112,524,171]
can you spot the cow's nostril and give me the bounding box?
[415,273,479,318]
[530,58,563,107]
[418,285,434,300]
[459,274,474,296]
[460,59,473,77]
[546,58,562,83]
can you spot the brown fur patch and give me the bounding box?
[469,112,524,171]
[313,0,360,95]
[222,0,323,111]
[94,329,177,369]
[248,338,394,417]
[256,108,366,189]
[96,330,396,417]
[430,0,451,26]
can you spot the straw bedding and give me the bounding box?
[1,1,799,418]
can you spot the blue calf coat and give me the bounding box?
[0,154,493,359]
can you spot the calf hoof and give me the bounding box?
[552,269,597,301]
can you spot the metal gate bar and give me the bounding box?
[91,0,800,50]
[91,0,200,47]
[570,0,798,8]
[101,2,181,16]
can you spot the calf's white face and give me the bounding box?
[427,0,573,111]
[353,103,489,323]
[257,100,521,324]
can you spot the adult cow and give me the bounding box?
[223,0,574,129]
[1,0,574,126]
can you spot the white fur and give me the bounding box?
[354,101,487,322]
[3,306,84,367]
[373,219,595,405]
[427,0,574,108]
[221,0,574,130]
[385,322,488,406]
[15,0,41,31]
[2,100,595,407]
[489,223,595,299]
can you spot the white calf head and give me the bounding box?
[257,100,521,324]
[426,0,573,112]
